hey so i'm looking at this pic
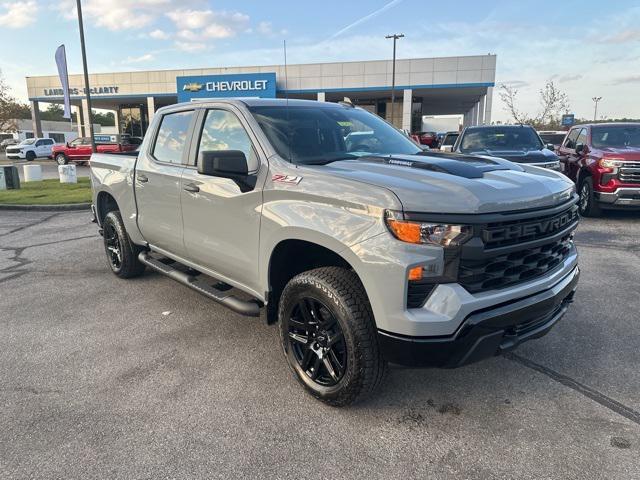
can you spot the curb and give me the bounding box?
[0,203,91,212]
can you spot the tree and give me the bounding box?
[91,110,115,127]
[0,70,30,132]
[499,80,571,129]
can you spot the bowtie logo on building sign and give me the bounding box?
[182,83,204,92]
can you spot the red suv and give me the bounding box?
[557,123,640,216]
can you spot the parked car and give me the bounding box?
[438,131,459,152]
[557,122,640,216]
[90,99,579,406]
[538,131,567,150]
[5,138,55,161]
[454,125,560,170]
[413,131,438,148]
[52,135,140,165]
[1,138,19,152]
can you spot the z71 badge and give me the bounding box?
[272,174,303,185]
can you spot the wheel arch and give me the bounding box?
[95,190,120,225]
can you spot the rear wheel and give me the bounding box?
[102,211,145,278]
[578,176,602,217]
[55,153,68,165]
[278,267,386,406]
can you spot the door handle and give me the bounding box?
[137,174,148,183]
[184,183,200,193]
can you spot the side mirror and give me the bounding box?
[546,143,556,151]
[575,143,585,154]
[198,150,256,191]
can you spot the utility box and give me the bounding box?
[0,165,20,190]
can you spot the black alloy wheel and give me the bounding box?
[103,219,122,271]
[287,297,347,386]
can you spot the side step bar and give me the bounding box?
[138,252,261,317]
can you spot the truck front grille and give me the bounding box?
[619,165,640,183]
[459,235,573,293]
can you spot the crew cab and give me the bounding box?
[454,125,561,170]
[53,135,140,165]
[90,99,579,406]
[557,122,640,216]
[5,138,55,161]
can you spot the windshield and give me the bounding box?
[442,133,459,146]
[459,127,544,153]
[248,105,421,164]
[592,125,640,149]
[20,138,37,145]
[539,133,566,145]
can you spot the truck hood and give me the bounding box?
[319,153,574,214]
[600,147,640,160]
[464,148,558,164]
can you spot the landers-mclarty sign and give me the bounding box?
[43,86,119,96]
[177,73,276,102]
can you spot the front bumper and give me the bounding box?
[5,151,25,159]
[378,266,579,368]
[595,187,640,208]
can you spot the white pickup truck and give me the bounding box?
[5,138,56,161]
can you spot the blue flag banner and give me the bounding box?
[55,45,71,119]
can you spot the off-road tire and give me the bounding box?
[278,267,386,406]
[102,210,145,278]
[578,176,602,217]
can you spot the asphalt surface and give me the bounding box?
[0,154,90,180]
[0,209,638,479]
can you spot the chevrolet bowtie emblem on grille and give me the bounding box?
[182,82,204,92]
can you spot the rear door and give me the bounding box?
[180,105,265,294]
[135,108,197,257]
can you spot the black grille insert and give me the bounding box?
[407,280,437,309]
[459,235,573,293]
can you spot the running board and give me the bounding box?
[138,252,261,317]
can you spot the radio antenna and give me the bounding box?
[283,39,292,163]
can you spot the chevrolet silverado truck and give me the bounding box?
[53,135,141,165]
[90,99,580,406]
[557,122,640,216]
[5,137,55,161]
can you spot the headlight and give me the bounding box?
[385,210,472,246]
[598,158,624,169]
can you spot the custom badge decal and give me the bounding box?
[272,174,303,185]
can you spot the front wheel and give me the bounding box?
[25,151,36,161]
[278,267,386,406]
[55,153,68,165]
[578,177,602,217]
[102,211,145,278]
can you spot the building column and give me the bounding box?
[75,105,83,138]
[478,96,486,125]
[317,92,325,102]
[81,98,91,137]
[113,108,121,134]
[30,101,43,138]
[402,89,412,131]
[471,103,479,126]
[484,86,493,125]
[147,96,156,123]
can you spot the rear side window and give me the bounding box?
[153,111,195,164]
[564,129,580,149]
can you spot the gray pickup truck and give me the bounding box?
[90,99,580,406]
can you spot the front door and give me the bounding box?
[67,137,92,160]
[180,106,264,294]
[136,108,197,256]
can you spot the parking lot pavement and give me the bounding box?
[0,155,90,180]
[0,210,638,479]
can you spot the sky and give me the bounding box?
[1,0,639,121]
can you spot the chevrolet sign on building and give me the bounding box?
[177,73,276,102]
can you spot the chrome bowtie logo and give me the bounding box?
[182,82,204,92]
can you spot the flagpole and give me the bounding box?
[75,0,96,152]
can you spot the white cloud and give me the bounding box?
[122,53,154,64]
[166,9,249,41]
[148,28,169,40]
[56,0,172,30]
[0,1,37,28]
[166,8,213,30]
[175,41,206,52]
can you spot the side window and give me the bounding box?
[564,128,580,149]
[576,128,587,147]
[35,140,43,146]
[70,138,83,146]
[197,109,258,172]
[152,110,194,164]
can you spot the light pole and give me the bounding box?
[385,33,404,127]
[592,96,602,122]
[76,0,96,152]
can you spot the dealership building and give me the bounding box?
[25,54,496,138]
